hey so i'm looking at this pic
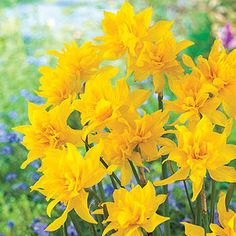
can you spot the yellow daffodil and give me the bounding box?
[96,181,169,236]
[73,77,150,136]
[165,69,226,126]
[183,39,236,119]
[38,41,102,106]
[182,192,236,236]
[31,143,107,231]
[101,110,174,185]
[154,116,236,201]
[14,99,82,168]
[131,36,193,93]
[210,192,236,235]
[96,2,174,60]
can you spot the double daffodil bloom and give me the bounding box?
[154,116,236,201]
[95,181,169,236]
[96,2,174,60]
[101,110,174,185]
[73,77,150,137]
[14,99,82,168]
[38,41,102,106]
[183,39,236,119]
[182,192,236,235]
[165,69,226,126]
[31,143,107,231]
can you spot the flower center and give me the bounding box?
[95,98,113,121]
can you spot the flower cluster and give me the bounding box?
[16,2,236,235]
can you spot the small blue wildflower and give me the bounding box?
[32,194,44,202]
[7,220,15,229]
[104,184,114,197]
[12,182,28,191]
[67,222,78,236]
[8,111,17,119]
[5,172,17,182]
[31,222,49,236]
[1,146,13,155]
[7,132,20,143]
[32,173,40,181]
[29,160,41,169]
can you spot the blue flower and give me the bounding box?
[31,222,49,236]
[5,172,17,182]
[32,173,40,181]
[7,220,15,229]
[7,132,21,143]
[67,222,78,236]
[29,160,41,169]
[1,146,13,155]
[104,184,114,197]
[8,111,17,119]
[12,182,28,191]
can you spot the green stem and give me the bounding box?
[88,188,102,203]
[100,157,124,188]
[210,180,216,223]
[98,181,105,202]
[129,160,142,185]
[226,183,235,210]
[63,221,68,236]
[90,224,97,236]
[195,195,202,225]
[161,157,171,236]
[201,187,209,232]
[183,180,195,222]
[69,210,83,235]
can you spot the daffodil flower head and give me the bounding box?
[14,99,82,168]
[101,181,169,236]
[31,143,107,231]
[154,116,236,201]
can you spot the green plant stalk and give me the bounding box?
[226,183,235,210]
[161,159,171,236]
[183,180,195,222]
[129,160,142,186]
[63,221,68,236]
[209,180,216,223]
[201,187,209,232]
[69,210,83,235]
[158,91,170,236]
[98,181,106,202]
[195,195,202,225]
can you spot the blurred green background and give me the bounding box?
[0,0,235,235]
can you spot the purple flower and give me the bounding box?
[104,184,114,197]
[7,132,21,143]
[12,182,28,190]
[7,220,15,229]
[29,160,41,169]
[5,172,17,182]
[67,222,78,236]
[219,23,236,49]
[1,146,13,155]
[31,222,49,236]
[32,173,40,181]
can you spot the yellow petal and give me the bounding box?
[208,166,236,183]
[71,190,97,224]
[154,168,190,186]
[182,54,195,68]
[46,201,73,231]
[181,222,205,236]
[142,213,169,232]
[121,160,133,186]
[47,199,59,217]
[153,73,165,93]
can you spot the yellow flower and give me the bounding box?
[210,192,236,235]
[165,69,226,126]
[38,41,102,106]
[14,99,82,168]
[73,77,150,136]
[31,143,107,231]
[96,2,174,60]
[101,110,174,185]
[183,39,236,119]
[98,181,169,236]
[131,36,193,93]
[182,192,236,236]
[154,116,236,201]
